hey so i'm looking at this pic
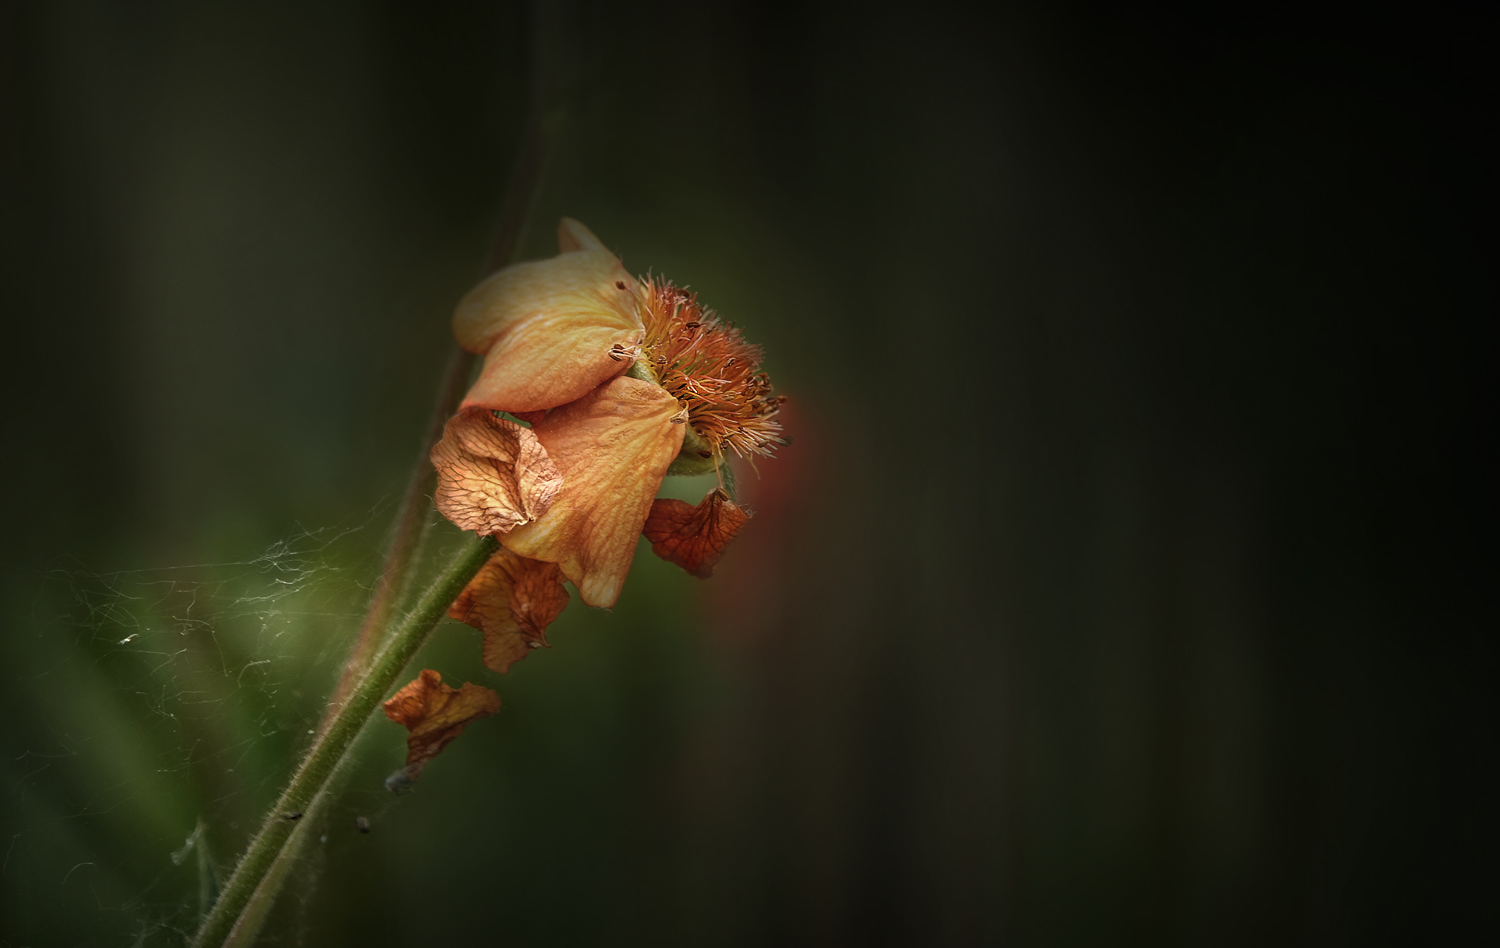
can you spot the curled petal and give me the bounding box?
[556,216,609,252]
[431,408,563,536]
[383,669,500,780]
[454,219,643,413]
[502,376,685,608]
[643,488,751,578]
[449,548,570,674]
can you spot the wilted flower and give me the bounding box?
[431,219,783,671]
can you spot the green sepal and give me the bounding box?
[665,451,717,477]
[665,422,720,478]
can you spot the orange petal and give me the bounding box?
[454,220,643,413]
[448,548,570,674]
[643,488,751,578]
[501,376,685,608]
[431,408,563,536]
[382,669,500,780]
[556,216,608,252]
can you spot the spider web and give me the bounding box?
[1,510,429,946]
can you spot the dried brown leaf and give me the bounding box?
[431,407,563,536]
[642,488,750,578]
[382,669,500,779]
[449,548,571,673]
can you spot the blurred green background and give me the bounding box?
[1,1,1490,945]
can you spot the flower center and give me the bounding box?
[632,277,785,462]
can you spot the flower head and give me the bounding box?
[634,277,786,463]
[433,219,782,669]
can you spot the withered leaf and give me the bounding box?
[643,488,750,578]
[431,407,563,536]
[382,669,500,780]
[449,548,570,674]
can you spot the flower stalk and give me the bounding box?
[322,346,475,725]
[191,3,595,943]
[190,533,498,948]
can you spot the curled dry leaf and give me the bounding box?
[431,408,563,536]
[382,669,501,780]
[449,548,571,673]
[643,488,751,579]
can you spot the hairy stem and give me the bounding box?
[322,346,474,723]
[321,0,568,723]
[195,3,583,941]
[324,81,561,718]
[190,534,498,948]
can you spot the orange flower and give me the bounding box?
[433,219,781,666]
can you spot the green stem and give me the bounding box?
[219,790,325,948]
[322,31,565,716]
[219,768,341,948]
[190,534,498,948]
[194,3,584,940]
[322,346,474,723]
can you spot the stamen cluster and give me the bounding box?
[635,277,785,460]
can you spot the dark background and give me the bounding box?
[2,1,1491,945]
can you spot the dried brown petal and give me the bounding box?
[449,548,570,673]
[382,669,500,779]
[643,488,750,578]
[501,376,685,607]
[431,408,563,536]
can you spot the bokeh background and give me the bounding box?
[2,2,1490,945]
